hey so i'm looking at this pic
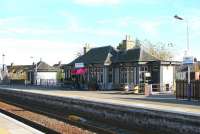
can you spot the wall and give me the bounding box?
[0,89,199,134]
[36,72,57,85]
[8,71,27,80]
[160,66,174,87]
[37,72,57,80]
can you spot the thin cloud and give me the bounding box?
[0,38,80,65]
[0,27,64,35]
[0,16,65,36]
[189,16,200,37]
[0,16,24,26]
[73,0,121,6]
[97,16,161,36]
[68,23,121,37]
[139,21,161,37]
[127,0,173,5]
[62,12,121,37]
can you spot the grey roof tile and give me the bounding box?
[69,46,117,65]
[68,46,159,66]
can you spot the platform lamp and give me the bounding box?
[174,15,191,100]
[2,54,5,71]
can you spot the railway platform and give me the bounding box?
[1,85,200,117]
[0,85,200,134]
[0,112,43,134]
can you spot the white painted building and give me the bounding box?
[28,61,58,86]
[160,65,175,92]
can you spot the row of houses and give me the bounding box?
[1,36,199,92]
[1,61,59,86]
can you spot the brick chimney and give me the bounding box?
[83,43,90,55]
[117,35,135,51]
[58,61,61,66]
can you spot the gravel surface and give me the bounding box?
[0,101,95,134]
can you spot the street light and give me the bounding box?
[174,14,191,100]
[174,15,189,54]
[2,54,5,71]
[30,56,38,85]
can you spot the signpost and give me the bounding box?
[145,72,151,78]
[144,72,151,96]
[183,56,194,65]
[174,15,194,101]
[75,63,84,68]
[183,56,194,101]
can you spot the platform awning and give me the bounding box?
[71,68,87,75]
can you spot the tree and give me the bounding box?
[142,39,174,61]
[135,38,142,47]
[56,69,64,82]
[75,52,83,58]
[75,48,84,58]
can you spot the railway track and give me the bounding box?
[0,90,131,134]
[0,107,59,134]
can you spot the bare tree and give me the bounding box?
[75,49,83,58]
[142,39,174,61]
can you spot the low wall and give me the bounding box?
[0,89,199,134]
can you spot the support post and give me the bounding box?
[188,65,191,101]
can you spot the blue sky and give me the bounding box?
[0,0,200,65]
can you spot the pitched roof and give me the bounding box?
[114,47,158,63]
[7,61,58,72]
[36,61,57,72]
[53,64,64,69]
[7,65,32,73]
[69,46,117,65]
[68,46,159,66]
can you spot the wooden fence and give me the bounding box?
[176,80,200,100]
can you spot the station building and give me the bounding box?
[64,36,180,91]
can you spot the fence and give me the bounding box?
[10,80,26,85]
[176,80,200,100]
[36,79,57,86]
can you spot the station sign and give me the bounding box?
[75,63,84,68]
[145,72,151,77]
[183,56,194,65]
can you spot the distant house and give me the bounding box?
[7,61,58,86]
[64,36,180,91]
[7,63,32,84]
[0,64,9,82]
[28,61,58,86]
[176,61,199,80]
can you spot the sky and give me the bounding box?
[0,0,200,65]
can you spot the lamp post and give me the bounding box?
[2,54,5,71]
[174,15,190,54]
[174,15,191,100]
[30,56,38,85]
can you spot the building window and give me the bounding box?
[120,67,128,84]
[97,68,103,83]
[130,67,134,83]
[89,68,95,80]
[68,70,71,78]
[66,69,71,79]
[108,67,113,83]
[139,66,149,83]
[27,72,31,81]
